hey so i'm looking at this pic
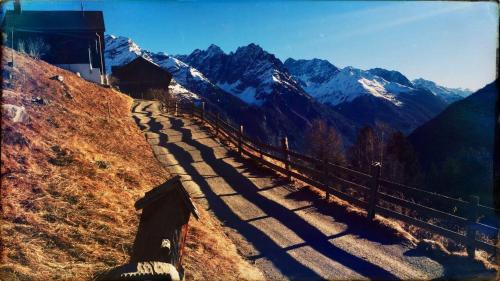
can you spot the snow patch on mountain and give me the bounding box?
[412,78,472,103]
[367,68,414,88]
[286,61,411,106]
[104,35,142,70]
[169,79,200,100]
[284,58,339,86]
[105,34,212,101]
[180,43,310,106]
[150,52,211,86]
[217,80,260,105]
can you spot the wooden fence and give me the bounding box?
[163,101,500,258]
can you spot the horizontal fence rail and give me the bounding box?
[163,101,500,257]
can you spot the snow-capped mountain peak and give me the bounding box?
[284,58,339,86]
[412,78,472,103]
[180,43,308,105]
[105,34,215,100]
[104,34,143,73]
[285,60,413,107]
[104,34,457,147]
[367,68,413,88]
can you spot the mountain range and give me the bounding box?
[104,35,473,150]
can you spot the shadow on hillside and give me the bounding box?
[404,245,496,280]
[131,103,499,280]
[136,118,322,279]
[189,119,414,246]
[284,187,410,246]
[139,110,408,280]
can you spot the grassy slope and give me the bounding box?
[0,49,262,281]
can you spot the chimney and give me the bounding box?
[14,0,21,14]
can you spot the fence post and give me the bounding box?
[238,125,244,155]
[281,137,291,181]
[215,113,220,137]
[175,101,178,117]
[201,102,205,121]
[367,162,381,221]
[323,157,329,200]
[466,195,479,258]
[259,146,264,163]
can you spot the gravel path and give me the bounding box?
[132,100,461,280]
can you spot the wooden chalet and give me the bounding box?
[1,0,107,84]
[111,56,173,100]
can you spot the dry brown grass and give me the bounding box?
[1,48,263,280]
[1,48,169,280]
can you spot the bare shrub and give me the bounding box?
[107,75,120,89]
[348,123,393,174]
[306,119,345,164]
[26,37,50,59]
[147,88,175,110]
[1,32,7,44]
[17,40,26,54]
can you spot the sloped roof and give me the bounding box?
[112,56,173,81]
[135,176,199,220]
[2,10,105,32]
[112,56,163,72]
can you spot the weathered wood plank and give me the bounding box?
[379,178,469,208]
[377,192,468,226]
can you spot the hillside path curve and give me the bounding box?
[132,100,451,280]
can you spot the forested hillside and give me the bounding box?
[409,81,497,205]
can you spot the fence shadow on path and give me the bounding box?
[139,112,404,280]
[132,103,497,281]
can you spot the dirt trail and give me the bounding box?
[132,100,449,280]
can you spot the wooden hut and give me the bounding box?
[111,56,172,100]
[96,176,198,280]
[132,176,199,277]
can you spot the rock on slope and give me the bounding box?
[367,68,414,88]
[0,48,262,281]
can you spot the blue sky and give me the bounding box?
[6,0,499,90]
